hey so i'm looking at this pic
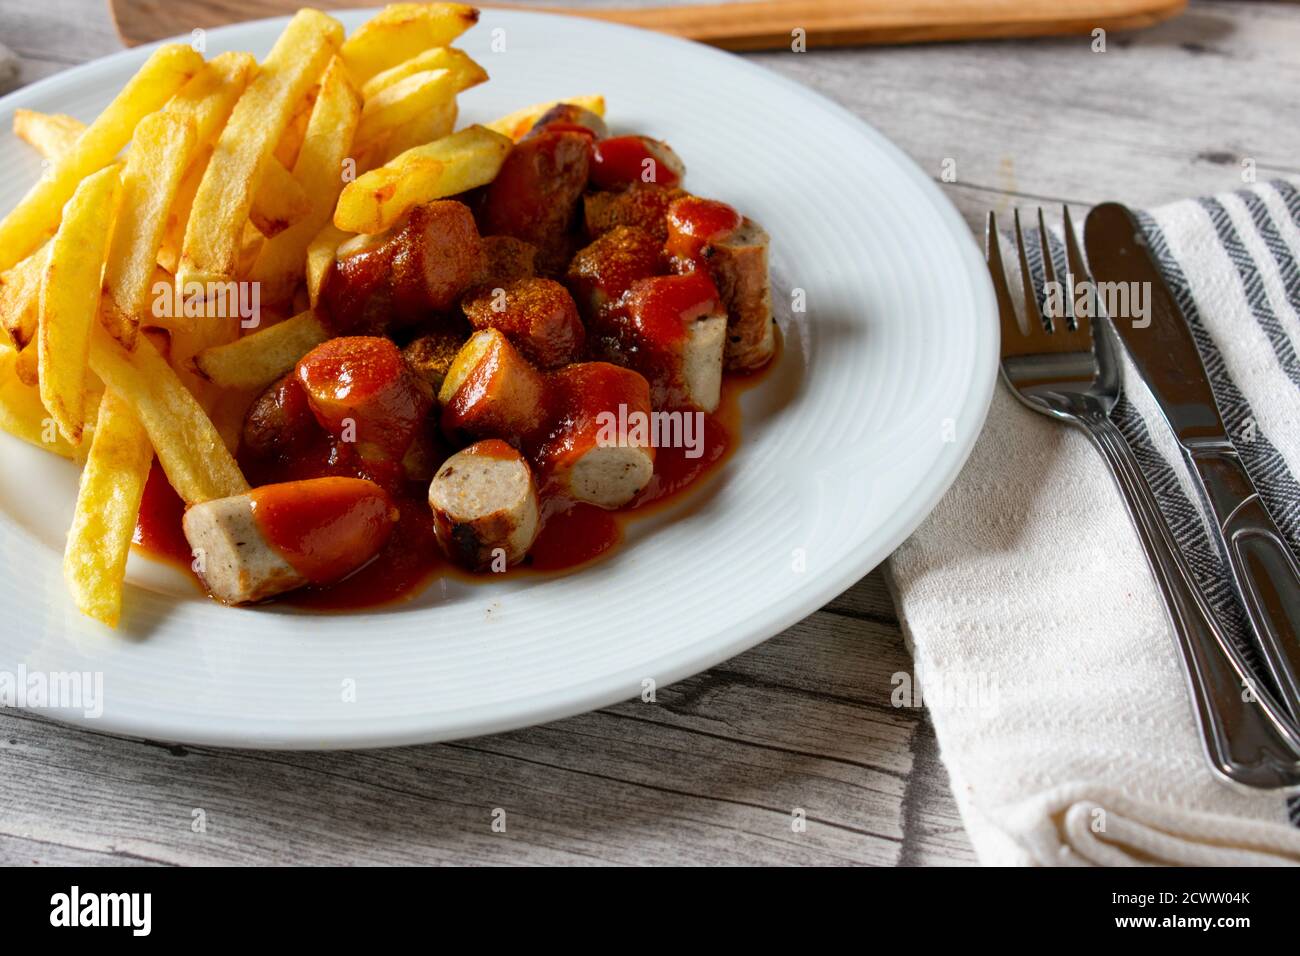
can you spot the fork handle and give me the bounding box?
[1185,444,1300,722]
[1081,411,1300,791]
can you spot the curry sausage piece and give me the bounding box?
[523,103,607,141]
[183,477,396,605]
[474,235,537,289]
[296,336,432,461]
[583,183,686,242]
[565,225,662,325]
[461,277,585,369]
[610,272,727,413]
[319,200,484,333]
[534,363,655,509]
[590,135,685,191]
[438,328,548,446]
[479,129,591,274]
[429,439,540,571]
[242,373,319,459]
[666,196,775,372]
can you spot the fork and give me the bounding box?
[989,207,1300,791]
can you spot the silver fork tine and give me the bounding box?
[1036,207,1064,330]
[1014,209,1046,333]
[986,211,1034,355]
[1061,205,1092,345]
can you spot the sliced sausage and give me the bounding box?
[475,235,537,288]
[534,363,655,509]
[296,336,433,461]
[429,439,540,571]
[183,477,396,604]
[402,328,469,394]
[584,184,686,242]
[565,225,662,326]
[666,196,775,372]
[523,103,607,141]
[479,130,591,274]
[462,277,585,369]
[319,200,484,333]
[438,328,548,446]
[607,271,727,412]
[241,372,320,459]
[590,136,684,191]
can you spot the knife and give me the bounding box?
[1084,201,1300,723]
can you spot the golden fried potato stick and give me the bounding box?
[0,245,48,350]
[306,223,352,307]
[340,3,480,85]
[12,109,83,159]
[88,325,248,504]
[195,310,329,391]
[178,9,344,289]
[485,94,606,141]
[334,125,511,234]
[376,99,456,167]
[0,44,202,272]
[14,340,39,386]
[0,347,77,458]
[38,165,122,445]
[249,160,312,238]
[101,112,198,349]
[353,68,459,166]
[250,57,360,305]
[360,45,487,100]
[63,389,153,627]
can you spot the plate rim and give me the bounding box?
[0,8,998,749]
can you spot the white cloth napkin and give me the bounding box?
[885,180,1300,866]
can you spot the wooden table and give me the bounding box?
[1,0,1296,866]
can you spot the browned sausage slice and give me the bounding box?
[429,439,540,571]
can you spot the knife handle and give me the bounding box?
[1190,445,1300,720]
[1085,415,1300,790]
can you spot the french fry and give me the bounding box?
[340,3,480,85]
[88,325,248,504]
[14,340,38,386]
[306,224,352,307]
[251,58,360,305]
[63,389,153,627]
[0,245,48,350]
[0,347,76,458]
[194,310,330,391]
[334,125,511,234]
[486,94,606,142]
[39,165,122,444]
[12,109,83,159]
[178,9,344,288]
[137,265,186,333]
[360,45,486,100]
[354,68,458,159]
[0,44,202,272]
[250,160,313,238]
[167,52,257,145]
[274,89,318,170]
[101,112,198,348]
[375,99,456,166]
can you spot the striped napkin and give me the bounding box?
[885,180,1300,866]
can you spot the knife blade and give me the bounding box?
[1085,201,1300,722]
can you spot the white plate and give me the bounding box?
[0,9,996,748]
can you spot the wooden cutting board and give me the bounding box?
[110,0,1186,51]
